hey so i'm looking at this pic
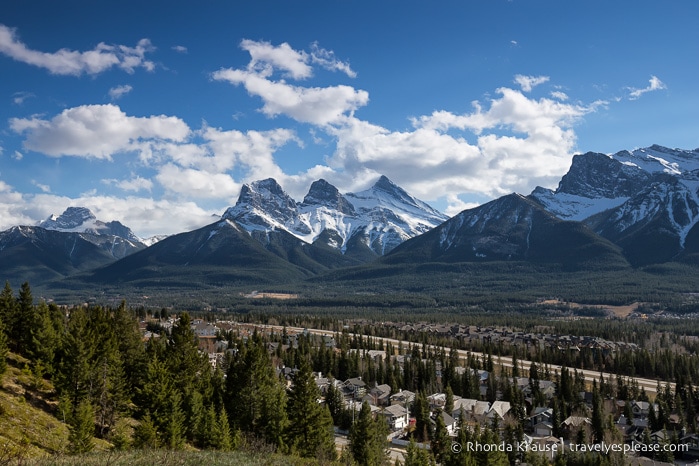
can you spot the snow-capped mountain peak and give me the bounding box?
[222,176,448,257]
[37,206,145,258]
[300,179,356,215]
[40,206,98,231]
[530,144,699,264]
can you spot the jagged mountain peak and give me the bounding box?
[373,175,399,192]
[41,206,97,230]
[223,178,298,228]
[301,179,355,215]
[222,175,448,257]
[554,151,651,199]
[236,178,295,206]
[384,190,626,270]
[36,206,144,258]
[613,145,699,175]
[530,144,699,265]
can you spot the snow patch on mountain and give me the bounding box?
[223,176,448,256]
[530,187,629,221]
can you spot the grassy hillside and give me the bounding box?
[25,450,326,466]
[0,353,334,466]
[0,353,99,461]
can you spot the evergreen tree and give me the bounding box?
[431,412,450,464]
[213,406,234,451]
[16,282,34,355]
[349,401,388,466]
[591,382,605,443]
[68,398,95,454]
[326,378,346,425]
[132,412,158,449]
[163,389,186,450]
[0,316,8,378]
[26,301,57,377]
[55,308,96,405]
[475,426,509,466]
[403,437,434,466]
[95,351,128,437]
[286,358,336,460]
[0,283,17,352]
[225,336,288,450]
[444,385,455,414]
[413,391,432,442]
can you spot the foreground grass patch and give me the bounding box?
[25,449,328,466]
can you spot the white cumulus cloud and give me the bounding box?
[0,24,155,76]
[213,40,365,125]
[326,84,597,212]
[10,104,191,159]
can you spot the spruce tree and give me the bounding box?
[325,378,346,425]
[444,385,454,414]
[29,301,62,378]
[413,391,432,442]
[403,438,433,466]
[0,282,15,347]
[68,399,95,454]
[225,336,288,450]
[55,308,96,405]
[133,412,158,449]
[286,358,336,459]
[214,406,234,451]
[349,401,388,466]
[0,316,8,378]
[16,282,34,355]
[431,413,450,464]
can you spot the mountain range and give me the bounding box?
[2,145,699,298]
[0,207,145,285]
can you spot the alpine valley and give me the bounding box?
[4,145,699,308]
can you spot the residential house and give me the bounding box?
[561,416,591,440]
[390,389,415,407]
[383,404,409,431]
[432,410,457,435]
[427,393,446,411]
[487,401,511,421]
[369,383,392,407]
[529,407,553,428]
[191,320,218,337]
[343,377,367,400]
[631,401,651,418]
[533,421,554,437]
[452,398,477,420]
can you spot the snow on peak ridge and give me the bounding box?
[223,175,448,255]
[40,206,96,230]
[39,206,142,244]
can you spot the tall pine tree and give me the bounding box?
[286,358,336,460]
[349,401,388,466]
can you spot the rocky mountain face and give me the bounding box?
[38,207,145,259]
[0,207,147,287]
[530,145,699,264]
[222,175,448,258]
[384,194,627,270]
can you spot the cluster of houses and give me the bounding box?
[376,321,640,354]
[137,318,697,461]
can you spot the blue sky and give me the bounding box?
[1,0,698,237]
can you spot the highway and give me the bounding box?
[260,324,674,395]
